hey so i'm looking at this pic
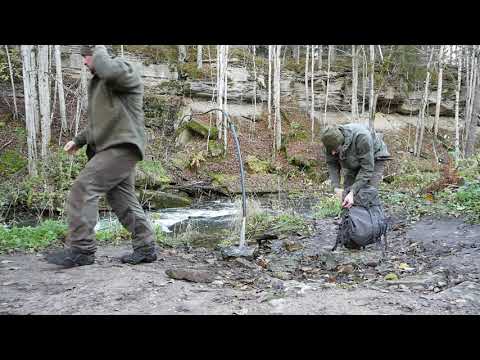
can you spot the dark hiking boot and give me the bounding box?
[45,248,95,268]
[120,249,157,265]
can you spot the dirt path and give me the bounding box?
[1,216,479,315]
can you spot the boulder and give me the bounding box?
[138,189,192,209]
[185,119,218,139]
[135,161,171,189]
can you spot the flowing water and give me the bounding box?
[96,194,322,248]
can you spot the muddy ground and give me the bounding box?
[1,215,479,315]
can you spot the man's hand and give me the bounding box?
[334,187,343,201]
[64,140,79,155]
[342,191,354,209]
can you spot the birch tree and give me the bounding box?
[252,45,257,127]
[454,46,463,162]
[273,45,282,154]
[304,45,309,111]
[361,45,367,116]
[368,45,375,129]
[197,45,203,69]
[267,45,272,129]
[464,46,479,157]
[37,45,51,159]
[310,45,315,140]
[54,45,67,130]
[216,45,229,152]
[4,45,18,120]
[414,48,434,157]
[178,45,187,63]
[294,45,300,64]
[20,45,38,176]
[323,45,332,126]
[30,48,40,135]
[318,45,322,72]
[330,46,336,64]
[351,45,359,120]
[433,45,444,137]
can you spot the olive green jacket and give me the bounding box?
[325,123,390,194]
[73,46,146,160]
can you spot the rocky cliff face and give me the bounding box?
[61,46,460,118]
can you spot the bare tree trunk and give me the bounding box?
[80,62,88,113]
[252,45,257,127]
[464,46,479,157]
[304,45,309,112]
[274,45,282,153]
[267,45,272,129]
[323,45,332,126]
[330,45,336,64]
[20,45,38,176]
[4,45,18,120]
[294,45,300,64]
[464,46,478,155]
[178,45,187,63]
[223,45,229,154]
[368,45,376,130]
[310,45,315,141]
[50,47,58,126]
[272,45,277,158]
[120,45,124,57]
[37,45,51,160]
[454,46,463,163]
[433,45,444,136]
[351,45,359,121]
[361,45,367,117]
[54,45,67,130]
[318,45,323,71]
[30,48,40,135]
[197,45,203,69]
[414,48,434,157]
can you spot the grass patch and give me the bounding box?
[313,195,342,219]
[0,220,67,253]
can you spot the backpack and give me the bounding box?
[332,186,388,256]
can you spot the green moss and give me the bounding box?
[181,119,218,139]
[245,155,271,174]
[136,160,171,188]
[0,150,27,177]
[208,140,223,158]
[209,172,235,187]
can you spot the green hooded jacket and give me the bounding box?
[73,46,146,160]
[325,123,390,194]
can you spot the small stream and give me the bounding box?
[96,194,322,248]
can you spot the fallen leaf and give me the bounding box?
[398,263,415,271]
[384,273,399,281]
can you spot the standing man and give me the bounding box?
[46,45,157,268]
[321,123,391,209]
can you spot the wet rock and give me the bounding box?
[283,239,304,252]
[383,273,446,289]
[435,281,480,307]
[272,271,292,281]
[138,190,192,209]
[165,269,215,283]
[337,264,354,274]
[234,258,258,270]
[221,245,258,260]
